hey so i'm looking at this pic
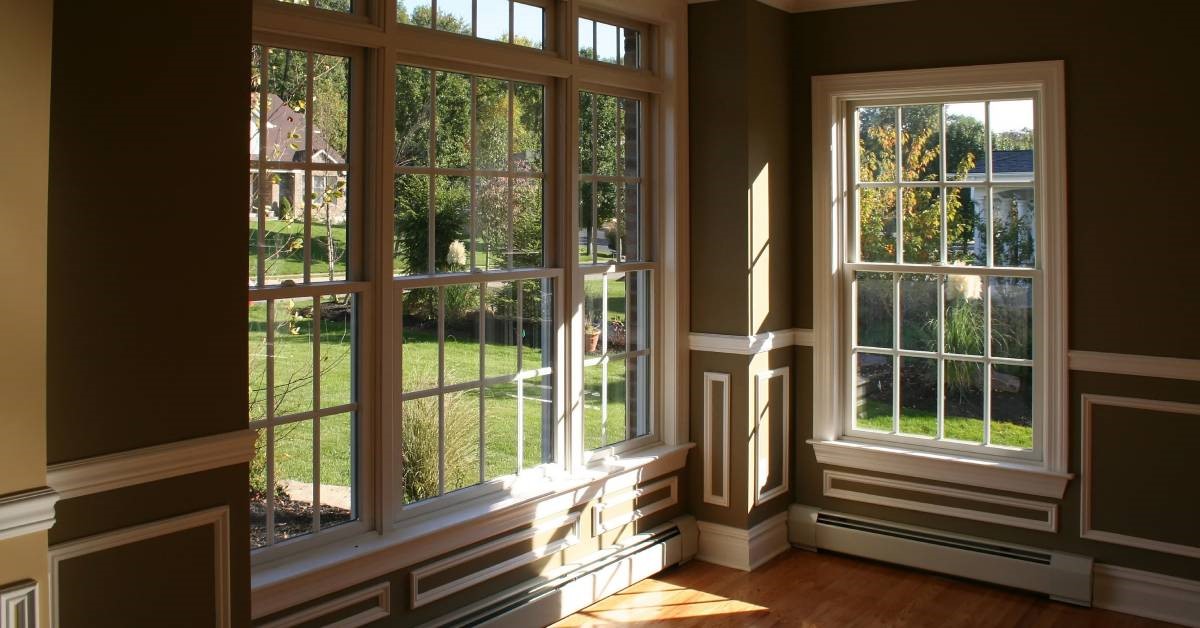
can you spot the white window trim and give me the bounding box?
[809,61,1071,498]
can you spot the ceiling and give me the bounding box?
[686,0,916,13]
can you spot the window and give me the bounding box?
[250,1,683,568]
[398,0,548,50]
[577,16,641,68]
[811,62,1069,496]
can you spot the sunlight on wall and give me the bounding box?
[749,163,771,334]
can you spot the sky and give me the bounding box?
[402,0,545,47]
[947,100,1034,133]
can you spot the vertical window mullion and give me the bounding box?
[304,52,315,283]
[427,72,438,274]
[895,107,903,264]
[312,298,323,533]
[937,274,945,441]
[891,272,900,435]
[265,299,277,545]
[478,281,486,484]
[437,287,447,496]
[590,96,598,264]
[507,81,515,270]
[983,275,993,446]
[256,50,269,288]
[470,76,479,270]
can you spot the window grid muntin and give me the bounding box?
[846,96,1039,458]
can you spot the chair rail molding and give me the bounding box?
[0,487,58,542]
[1069,350,1200,382]
[47,429,257,500]
[689,328,814,355]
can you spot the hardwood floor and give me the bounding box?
[553,549,1176,627]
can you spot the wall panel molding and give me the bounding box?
[259,581,390,628]
[1081,394,1200,559]
[1094,564,1200,627]
[754,367,790,505]
[702,373,731,507]
[689,328,814,355]
[47,430,256,500]
[0,487,57,542]
[48,506,230,628]
[593,477,678,535]
[0,580,38,628]
[822,470,1057,532]
[409,512,580,609]
[1069,350,1200,381]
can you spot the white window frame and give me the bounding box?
[810,61,1072,499]
[249,0,689,615]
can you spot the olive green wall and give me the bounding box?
[45,0,252,624]
[785,0,1200,582]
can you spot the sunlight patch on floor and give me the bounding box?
[551,576,769,626]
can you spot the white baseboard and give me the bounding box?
[696,511,790,571]
[1094,564,1200,627]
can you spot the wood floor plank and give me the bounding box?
[552,549,1178,627]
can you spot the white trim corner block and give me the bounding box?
[689,329,814,355]
[1094,564,1200,628]
[49,506,231,628]
[0,487,58,542]
[696,511,789,572]
[1080,395,1200,559]
[1,580,38,628]
[47,429,257,500]
[702,372,731,507]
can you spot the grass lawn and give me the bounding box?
[856,399,1032,448]
[249,219,348,281]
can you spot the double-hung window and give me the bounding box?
[811,62,1070,497]
[249,0,681,567]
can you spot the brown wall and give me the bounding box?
[786,0,1200,582]
[46,0,252,624]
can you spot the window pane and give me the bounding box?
[627,353,651,440]
[435,71,471,169]
[578,18,595,60]
[266,48,307,159]
[476,78,510,171]
[583,274,604,354]
[619,27,640,68]
[944,274,984,355]
[899,274,936,352]
[900,104,941,181]
[249,301,270,423]
[578,181,594,264]
[250,428,269,548]
[484,281,520,378]
[512,178,543,268]
[477,176,509,271]
[514,82,543,172]
[583,364,603,449]
[992,188,1035,268]
[402,396,440,503]
[624,271,652,352]
[858,187,897,262]
[991,364,1033,449]
[398,0,433,26]
[435,175,471,272]
[311,170,349,282]
[261,173,304,284]
[604,357,628,447]
[274,298,314,417]
[402,287,439,393]
[319,413,354,530]
[311,54,349,165]
[445,390,481,492]
[944,360,983,443]
[990,100,1034,182]
[522,278,554,371]
[394,173,430,275]
[483,384,518,480]
[607,272,627,354]
[594,182,617,263]
[522,375,553,468]
[947,186,986,265]
[249,173,263,285]
[395,65,432,168]
[578,91,593,173]
[274,418,315,543]
[318,294,354,408]
[901,186,940,263]
[442,284,481,386]
[619,97,640,177]
[855,271,893,349]
[596,21,618,64]
[617,182,641,262]
[855,353,893,432]
[946,102,986,182]
[857,106,896,183]
[436,0,472,35]
[595,93,619,176]
[513,3,543,49]
[477,0,509,43]
[899,357,936,437]
[991,277,1032,360]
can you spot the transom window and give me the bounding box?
[577,16,640,68]
[398,0,547,50]
[850,99,1037,456]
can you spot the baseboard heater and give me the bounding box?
[425,516,697,627]
[790,505,1092,606]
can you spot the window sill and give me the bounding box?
[808,439,1072,499]
[250,441,693,620]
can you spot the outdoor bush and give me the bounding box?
[402,393,478,503]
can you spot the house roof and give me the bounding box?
[970,149,1032,175]
[250,94,345,164]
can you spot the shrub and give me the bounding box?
[402,392,479,503]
